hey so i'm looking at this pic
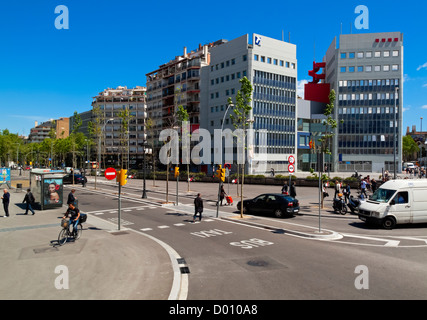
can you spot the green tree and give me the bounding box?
[402,135,419,161]
[227,76,253,218]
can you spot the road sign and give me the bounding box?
[288,155,295,165]
[288,164,295,173]
[104,167,117,180]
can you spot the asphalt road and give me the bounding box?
[69,178,427,299]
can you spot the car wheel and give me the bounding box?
[274,209,284,218]
[382,217,396,230]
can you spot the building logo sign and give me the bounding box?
[255,36,261,46]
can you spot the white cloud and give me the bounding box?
[417,62,427,71]
[421,105,427,109]
[423,83,427,88]
[297,79,309,97]
[402,107,410,112]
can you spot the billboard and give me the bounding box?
[1,168,11,185]
[43,178,63,208]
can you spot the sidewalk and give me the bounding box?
[0,189,177,300]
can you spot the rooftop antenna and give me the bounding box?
[282,30,284,41]
[340,22,343,34]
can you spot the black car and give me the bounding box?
[237,193,299,218]
[63,174,87,185]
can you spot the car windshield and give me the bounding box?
[370,188,396,203]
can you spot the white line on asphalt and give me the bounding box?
[174,223,185,226]
[140,228,153,232]
[158,225,170,229]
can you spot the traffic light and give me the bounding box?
[117,169,128,186]
[220,168,226,182]
[215,165,224,181]
[174,166,179,178]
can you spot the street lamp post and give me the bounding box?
[394,87,399,179]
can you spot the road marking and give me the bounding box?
[158,225,170,229]
[174,223,185,227]
[230,238,274,249]
[140,228,153,232]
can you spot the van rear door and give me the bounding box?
[411,189,427,223]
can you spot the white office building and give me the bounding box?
[200,33,298,174]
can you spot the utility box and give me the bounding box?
[30,169,65,210]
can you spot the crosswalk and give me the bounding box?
[140,219,215,232]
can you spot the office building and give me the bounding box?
[324,32,404,173]
[201,33,298,174]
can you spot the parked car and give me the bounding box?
[237,193,299,218]
[63,174,87,185]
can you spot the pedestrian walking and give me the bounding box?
[281,181,288,195]
[334,180,341,199]
[219,185,227,206]
[193,193,203,222]
[290,182,297,198]
[360,179,367,198]
[67,189,77,206]
[23,188,35,215]
[2,189,10,217]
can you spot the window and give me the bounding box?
[393,192,409,204]
[286,61,290,68]
[280,60,284,66]
[366,51,372,58]
[291,63,296,69]
[267,57,272,64]
[375,51,381,58]
[349,52,355,59]
[231,59,236,65]
[392,64,399,71]
[349,66,355,73]
[383,51,390,57]
[393,50,399,57]
[383,65,390,72]
[341,53,347,59]
[254,54,259,61]
[358,66,364,72]
[366,65,372,72]
[374,65,381,72]
[243,55,247,61]
[261,56,265,63]
[357,52,364,58]
[340,67,346,73]
[274,59,278,65]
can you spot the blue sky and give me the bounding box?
[1,0,426,136]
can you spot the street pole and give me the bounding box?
[176,173,179,206]
[318,152,322,233]
[118,182,121,231]
[394,87,398,179]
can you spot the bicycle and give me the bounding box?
[57,217,83,246]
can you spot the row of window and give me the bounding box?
[338,148,397,155]
[340,64,400,73]
[338,106,398,115]
[210,70,247,85]
[210,56,244,72]
[254,54,296,69]
[339,79,400,87]
[338,93,399,102]
[341,50,400,59]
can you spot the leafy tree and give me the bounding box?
[402,135,419,161]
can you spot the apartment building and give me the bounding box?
[145,42,216,171]
[324,32,404,173]
[91,86,147,169]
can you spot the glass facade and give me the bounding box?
[252,70,297,154]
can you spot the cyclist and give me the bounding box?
[63,204,80,235]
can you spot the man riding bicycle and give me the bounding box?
[63,204,80,235]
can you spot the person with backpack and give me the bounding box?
[23,189,36,215]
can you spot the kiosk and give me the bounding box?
[30,169,65,210]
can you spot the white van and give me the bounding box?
[358,180,427,229]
